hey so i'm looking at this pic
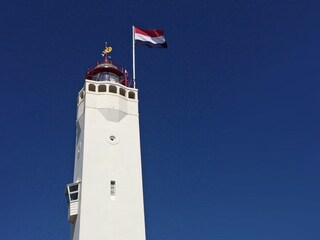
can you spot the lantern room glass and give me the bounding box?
[93,72,119,83]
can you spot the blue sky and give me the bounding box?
[1,0,320,239]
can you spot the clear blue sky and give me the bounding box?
[1,0,320,239]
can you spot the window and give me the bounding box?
[128,91,135,99]
[109,85,117,94]
[69,185,78,192]
[70,192,79,201]
[88,84,96,92]
[79,91,84,99]
[119,88,126,97]
[110,180,116,196]
[109,73,120,83]
[92,72,120,83]
[98,85,107,92]
[65,183,80,203]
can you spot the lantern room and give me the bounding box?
[86,60,131,87]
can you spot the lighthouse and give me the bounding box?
[65,47,146,240]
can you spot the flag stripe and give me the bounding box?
[135,40,168,48]
[135,33,166,44]
[134,28,164,38]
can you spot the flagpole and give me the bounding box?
[132,26,136,89]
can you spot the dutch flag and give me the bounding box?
[134,27,168,48]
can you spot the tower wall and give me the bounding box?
[71,80,145,240]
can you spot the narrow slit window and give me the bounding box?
[110,180,116,196]
[79,91,84,99]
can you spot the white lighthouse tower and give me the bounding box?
[65,47,146,240]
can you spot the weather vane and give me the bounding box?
[101,42,112,57]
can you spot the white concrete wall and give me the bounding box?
[71,81,145,240]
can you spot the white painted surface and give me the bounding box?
[68,201,79,223]
[70,80,145,240]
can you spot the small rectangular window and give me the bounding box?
[70,192,79,201]
[69,185,78,192]
[65,182,80,203]
[110,180,116,196]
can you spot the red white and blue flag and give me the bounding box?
[134,27,168,48]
